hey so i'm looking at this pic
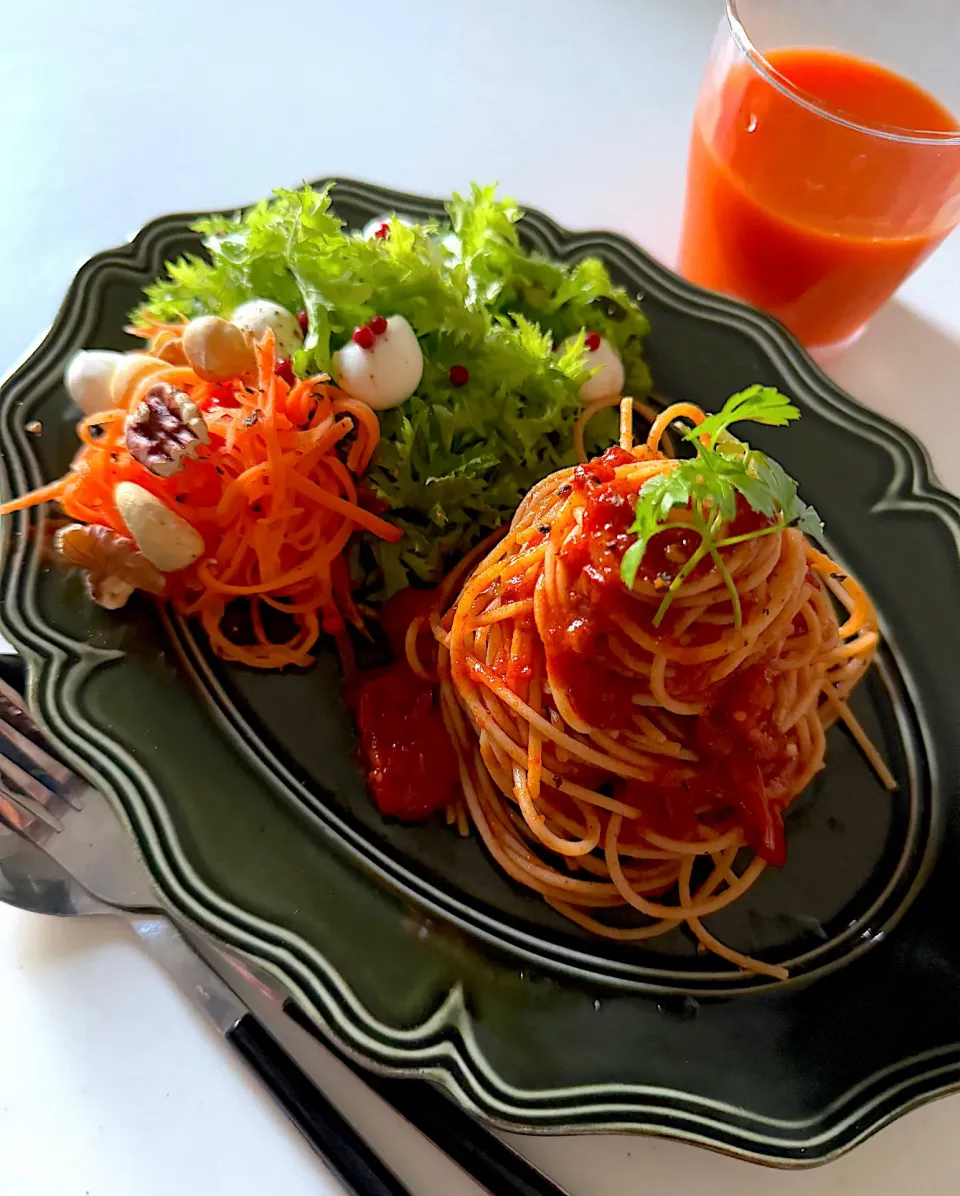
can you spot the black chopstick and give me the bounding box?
[284,1000,571,1196]
[231,1014,413,1196]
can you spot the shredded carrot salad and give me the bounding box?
[0,331,400,668]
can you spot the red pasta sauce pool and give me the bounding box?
[352,586,458,821]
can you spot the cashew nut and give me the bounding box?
[182,316,256,382]
[114,482,204,572]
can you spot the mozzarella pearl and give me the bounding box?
[64,350,125,415]
[567,334,625,403]
[333,315,423,411]
[231,300,304,359]
[362,214,412,240]
[110,353,169,405]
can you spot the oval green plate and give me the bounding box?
[2,180,959,1165]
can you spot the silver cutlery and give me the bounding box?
[0,667,569,1196]
[0,818,427,1195]
[0,688,414,1196]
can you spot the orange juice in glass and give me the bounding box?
[679,0,960,352]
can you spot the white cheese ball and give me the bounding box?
[231,300,303,359]
[361,214,412,241]
[110,353,169,405]
[333,316,423,411]
[64,349,125,415]
[567,334,625,403]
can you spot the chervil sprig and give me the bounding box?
[620,386,823,627]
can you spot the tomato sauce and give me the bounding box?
[355,662,458,821]
[571,444,636,491]
[697,664,788,864]
[543,466,792,861]
[545,462,650,728]
[354,466,793,856]
[378,584,439,663]
[351,586,458,822]
[616,666,788,865]
[680,48,960,347]
[545,457,727,729]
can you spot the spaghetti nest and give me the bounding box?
[432,400,887,979]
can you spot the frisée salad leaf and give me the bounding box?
[135,183,652,597]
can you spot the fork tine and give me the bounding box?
[0,675,44,736]
[56,784,85,812]
[0,792,31,831]
[0,781,63,832]
[0,674,84,804]
[0,711,75,789]
[0,750,59,809]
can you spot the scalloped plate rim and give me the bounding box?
[1,178,958,1166]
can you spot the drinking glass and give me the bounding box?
[679,0,960,352]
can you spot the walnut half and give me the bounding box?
[55,523,165,610]
[125,382,209,477]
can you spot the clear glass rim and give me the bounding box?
[725,0,960,146]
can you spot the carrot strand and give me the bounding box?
[0,329,397,669]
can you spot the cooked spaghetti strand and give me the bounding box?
[424,400,887,978]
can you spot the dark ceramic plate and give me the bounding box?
[1,180,959,1165]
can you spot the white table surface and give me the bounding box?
[1,2,959,1194]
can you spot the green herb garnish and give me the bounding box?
[619,386,822,627]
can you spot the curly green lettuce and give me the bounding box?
[135,183,652,597]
